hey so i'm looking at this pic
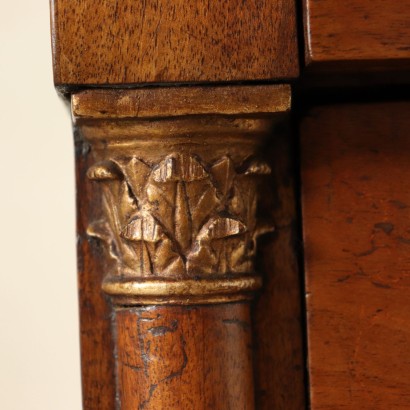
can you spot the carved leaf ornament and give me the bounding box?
[87,153,272,278]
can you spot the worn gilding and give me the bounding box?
[73,87,288,305]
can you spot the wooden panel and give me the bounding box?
[253,126,306,409]
[304,0,410,73]
[51,0,299,88]
[301,102,410,409]
[76,139,116,409]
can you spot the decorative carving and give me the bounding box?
[87,153,273,280]
[72,86,289,303]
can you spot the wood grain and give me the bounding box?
[51,0,299,88]
[303,0,410,73]
[72,85,291,119]
[115,304,254,410]
[76,138,116,409]
[301,102,410,409]
[253,124,306,409]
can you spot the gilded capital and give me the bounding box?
[72,85,290,305]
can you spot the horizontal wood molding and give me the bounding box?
[72,85,291,119]
[51,0,299,88]
[303,0,410,75]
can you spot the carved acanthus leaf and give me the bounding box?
[88,152,272,279]
[197,217,247,241]
[152,153,208,182]
[210,156,236,198]
[87,160,121,180]
[87,219,113,244]
[244,159,272,176]
[113,157,151,201]
[121,213,163,243]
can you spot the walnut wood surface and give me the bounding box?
[76,139,116,409]
[115,304,254,409]
[50,0,299,88]
[72,85,291,119]
[253,125,305,409]
[303,0,410,74]
[301,102,410,409]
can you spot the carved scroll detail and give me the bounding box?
[87,153,273,280]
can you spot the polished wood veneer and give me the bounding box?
[51,0,299,88]
[301,102,410,409]
[303,0,410,74]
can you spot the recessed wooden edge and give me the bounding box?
[302,0,410,79]
[71,85,291,120]
[102,276,262,306]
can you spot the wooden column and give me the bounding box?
[115,304,254,409]
[72,85,293,408]
[50,0,304,407]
